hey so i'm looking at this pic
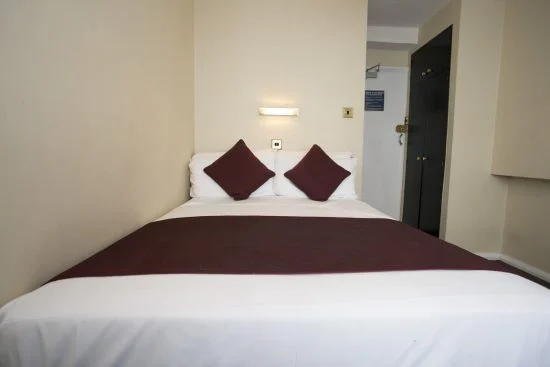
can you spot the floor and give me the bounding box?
[495,261,550,289]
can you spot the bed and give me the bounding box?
[1,197,550,367]
[2,143,550,367]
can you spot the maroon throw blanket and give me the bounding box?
[50,216,507,282]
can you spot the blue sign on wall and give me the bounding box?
[365,90,385,111]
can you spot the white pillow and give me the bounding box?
[274,150,358,199]
[190,150,276,198]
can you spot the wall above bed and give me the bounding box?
[194,0,368,193]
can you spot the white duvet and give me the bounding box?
[1,198,550,367]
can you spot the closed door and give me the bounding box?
[402,26,452,237]
[362,67,409,219]
[417,73,449,236]
[401,72,427,227]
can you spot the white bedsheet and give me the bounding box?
[1,199,550,367]
[157,197,393,220]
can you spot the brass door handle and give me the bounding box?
[395,124,408,133]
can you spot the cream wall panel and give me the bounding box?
[503,178,550,273]
[497,0,550,273]
[194,0,368,192]
[492,0,550,180]
[417,0,456,46]
[367,48,410,68]
[443,0,508,253]
[0,0,195,305]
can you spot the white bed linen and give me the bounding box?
[157,197,392,221]
[1,199,550,367]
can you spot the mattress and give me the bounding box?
[1,198,550,367]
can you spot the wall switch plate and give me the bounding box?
[343,107,354,118]
[271,139,282,150]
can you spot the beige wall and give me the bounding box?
[0,0,195,305]
[496,0,550,273]
[503,179,550,273]
[416,0,508,253]
[492,0,550,180]
[444,0,508,253]
[194,0,368,191]
[367,48,409,68]
[418,0,457,46]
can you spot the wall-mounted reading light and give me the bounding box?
[258,107,300,117]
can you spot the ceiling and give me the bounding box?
[368,0,451,27]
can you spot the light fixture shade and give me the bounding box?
[258,107,299,117]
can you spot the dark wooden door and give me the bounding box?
[402,26,452,236]
[401,68,426,228]
[417,72,450,236]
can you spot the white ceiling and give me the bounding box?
[368,0,451,27]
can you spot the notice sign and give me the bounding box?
[365,90,385,111]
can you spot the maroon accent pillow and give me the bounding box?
[204,140,275,201]
[284,145,351,201]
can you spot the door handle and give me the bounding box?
[422,156,428,161]
[395,124,408,133]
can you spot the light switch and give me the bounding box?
[343,107,354,118]
[271,139,282,150]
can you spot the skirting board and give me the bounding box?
[475,252,550,283]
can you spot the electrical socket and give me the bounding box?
[271,139,282,150]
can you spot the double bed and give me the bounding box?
[2,197,550,367]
